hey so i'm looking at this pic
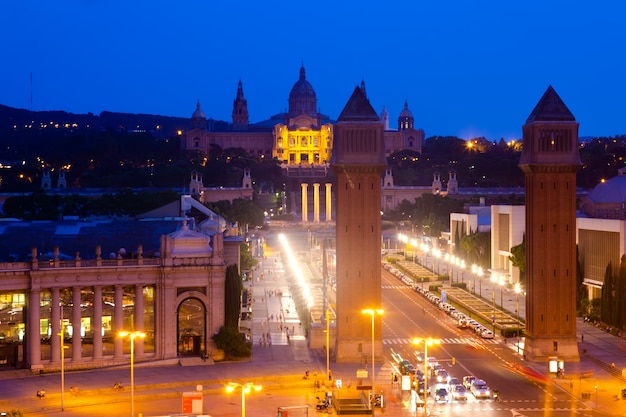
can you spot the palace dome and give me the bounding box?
[580,168,626,219]
[288,65,317,116]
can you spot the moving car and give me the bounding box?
[470,379,491,399]
[451,384,468,401]
[433,384,449,403]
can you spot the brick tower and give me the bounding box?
[519,86,581,362]
[331,85,387,363]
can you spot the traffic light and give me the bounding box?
[451,357,456,366]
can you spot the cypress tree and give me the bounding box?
[224,264,242,329]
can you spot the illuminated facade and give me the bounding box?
[180,66,424,166]
[0,197,241,372]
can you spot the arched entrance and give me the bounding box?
[177,297,206,357]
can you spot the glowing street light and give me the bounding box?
[361,309,383,390]
[412,338,441,414]
[514,283,522,354]
[118,330,146,417]
[226,382,262,417]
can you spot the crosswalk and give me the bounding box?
[382,285,417,289]
[383,337,498,345]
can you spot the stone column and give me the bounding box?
[93,286,103,359]
[301,183,308,223]
[72,286,82,361]
[313,183,320,223]
[51,288,61,363]
[134,284,145,357]
[27,289,41,367]
[325,183,332,222]
[113,285,124,359]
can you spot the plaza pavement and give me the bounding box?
[2,250,626,416]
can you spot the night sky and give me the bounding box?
[2,1,625,140]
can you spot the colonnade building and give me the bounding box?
[0,196,240,372]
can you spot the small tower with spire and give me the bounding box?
[383,166,394,189]
[57,171,67,189]
[242,168,252,189]
[432,172,442,194]
[232,80,249,131]
[447,170,458,194]
[42,170,52,190]
[380,106,389,131]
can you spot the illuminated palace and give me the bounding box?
[180,65,425,167]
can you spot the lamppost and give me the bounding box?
[118,330,146,417]
[60,307,65,412]
[226,382,262,417]
[412,338,440,415]
[514,283,521,353]
[490,273,497,334]
[361,309,383,391]
[444,253,452,285]
[325,309,331,381]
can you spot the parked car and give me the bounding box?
[481,329,495,339]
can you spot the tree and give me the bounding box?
[240,242,258,272]
[617,255,626,329]
[508,235,526,286]
[224,264,242,329]
[460,230,491,267]
[212,325,251,359]
[601,262,614,324]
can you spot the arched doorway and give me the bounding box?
[177,297,206,357]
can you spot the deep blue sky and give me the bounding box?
[2,1,625,141]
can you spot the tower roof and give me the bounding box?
[526,85,575,123]
[191,101,206,119]
[289,66,316,103]
[287,65,317,117]
[399,101,413,119]
[337,86,379,122]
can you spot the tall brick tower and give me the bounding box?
[331,85,387,363]
[519,86,581,362]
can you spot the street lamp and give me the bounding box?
[325,309,331,381]
[361,309,383,391]
[412,338,440,414]
[60,308,66,412]
[514,283,521,353]
[226,382,262,417]
[118,330,146,417]
[490,273,497,334]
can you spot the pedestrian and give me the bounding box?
[581,333,584,343]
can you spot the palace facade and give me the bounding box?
[180,66,425,165]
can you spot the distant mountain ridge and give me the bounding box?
[0,103,229,137]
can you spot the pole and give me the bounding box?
[492,286,496,334]
[326,309,330,381]
[423,343,428,414]
[516,295,520,354]
[130,335,135,417]
[241,386,246,417]
[371,313,375,390]
[60,305,65,412]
